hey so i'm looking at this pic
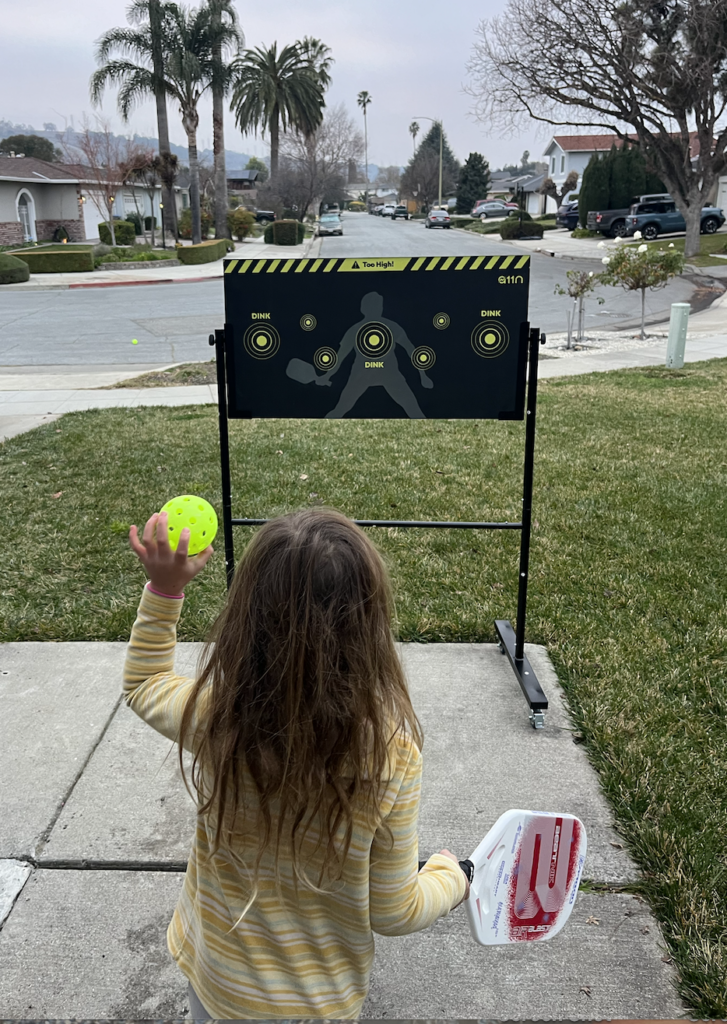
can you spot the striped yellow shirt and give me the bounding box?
[123,585,466,1019]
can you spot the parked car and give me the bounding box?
[586,193,672,237]
[556,201,579,230]
[425,209,451,228]
[317,214,343,236]
[624,199,725,239]
[392,204,410,220]
[254,209,276,224]
[475,200,520,219]
[380,204,397,217]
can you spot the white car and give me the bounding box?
[380,204,396,217]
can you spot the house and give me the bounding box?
[489,171,549,216]
[227,169,259,197]
[0,155,190,243]
[541,132,720,212]
[0,157,84,243]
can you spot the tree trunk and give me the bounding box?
[150,0,178,240]
[187,130,202,245]
[270,108,280,179]
[148,189,156,247]
[683,207,702,259]
[212,82,228,240]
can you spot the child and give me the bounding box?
[125,506,469,1020]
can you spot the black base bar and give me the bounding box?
[494,618,547,728]
[231,518,522,529]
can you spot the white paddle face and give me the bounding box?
[464,809,587,946]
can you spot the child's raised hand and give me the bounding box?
[129,510,214,596]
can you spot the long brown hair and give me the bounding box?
[177,507,423,926]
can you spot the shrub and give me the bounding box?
[144,215,157,230]
[125,212,142,235]
[99,220,136,245]
[498,219,544,240]
[175,238,233,265]
[178,207,212,239]
[13,248,95,272]
[571,227,601,238]
[227,207,255,241]
[507,209,533,221]
[0,253,30,284]
[266,219,305,245]
[52,224,70,243]
[93,242,112,258]
[347,201,366,211]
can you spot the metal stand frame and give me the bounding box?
[209,324,548,728]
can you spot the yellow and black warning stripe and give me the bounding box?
[224,255,530,274]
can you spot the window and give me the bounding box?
[551,156,556,173]
[560,155,565,173]
[182,192,189,209]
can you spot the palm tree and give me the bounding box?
[357,91,372,201]
[91,2,216,244]
[409,120,419,154]
[206,0,244,242]
[230,42,326,179]
[300,36,334,89]
[92,0,179,240]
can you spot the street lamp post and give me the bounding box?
[413,116,443,210]
[159,202,165,249]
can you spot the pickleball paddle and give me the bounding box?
[286,358,319,384]
[419,809,587,946]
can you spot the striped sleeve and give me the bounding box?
[122,584,206,750]
[369,742,466,935]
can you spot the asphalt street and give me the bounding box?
[0,212,696,369]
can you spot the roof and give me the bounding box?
[0,156,78,182]
[227,169,258,181]
[545,131,703,159]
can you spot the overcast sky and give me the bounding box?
[0,0,553,169]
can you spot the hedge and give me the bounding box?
[499,218,544,240]
[0,253,30,284]
[263,219,305,245]
[12,248,95,273]
[99,221,136,245]
[176,238,233,265]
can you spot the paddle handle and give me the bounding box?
[418,858,474,882]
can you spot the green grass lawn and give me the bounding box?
[1,361,726,1015]
[621,231,727,267]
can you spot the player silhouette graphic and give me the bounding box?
[314,291,434,418]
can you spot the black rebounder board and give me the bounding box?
[222,254,530,420]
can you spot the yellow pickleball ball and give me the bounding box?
[132,339,138,345]
[159,495,218,555]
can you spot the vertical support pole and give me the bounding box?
[515,328,543,661]
[211,329,235,589]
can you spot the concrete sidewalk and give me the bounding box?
[0,640,688,1020]
[1,233,323,291]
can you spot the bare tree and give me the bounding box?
[466,0,727,256]
[64,115,129,245]
[401,150,456,211]
[262,104,363,220]
[122,145,164,245]
[538,169,579,209]
[376,165,402,191]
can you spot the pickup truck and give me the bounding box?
[254,209,276,224]
[624,199,725,239]
[586,193,672,237]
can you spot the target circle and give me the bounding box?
[300,314,317,331]
[356,321,393,358]
[471,321,509,359]
[244,323,280,359]
[433,312,450,330]
[412,346,436,369]
[314,347,337,371]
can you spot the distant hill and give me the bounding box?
[0,118,259,171]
